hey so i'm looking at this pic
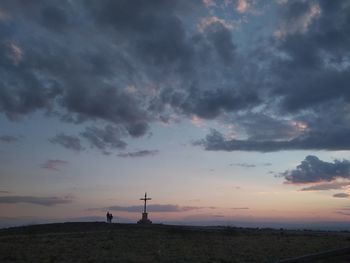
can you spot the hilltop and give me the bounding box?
[0,222,350,262]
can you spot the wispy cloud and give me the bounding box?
[93,204,215,213]
[203,0,216,8]
[333,193,349,198]
[40,159,69,171]
[198,16,235,32]
[231,207,249,210]
[0,195,73,206]
[81,125,127,153]
[301,181,350,191]
[117,150,159,158]
[0,135,20,143]
[230,162,271,168]
[275,2,321,38]
[336,211,350,216]
[49,133,84,152]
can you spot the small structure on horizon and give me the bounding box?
[137,192,152,224]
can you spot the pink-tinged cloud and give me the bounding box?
[275,3,321,38]
[92,204,217,213]
[191,115,204,127]
[236,0,250,13]
[301,181,350,191]
[203,0,216,8]
[7,42,23,66]
[41,159,69,171]
[198,16,235,32]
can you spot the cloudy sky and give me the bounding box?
[1,0,350,228]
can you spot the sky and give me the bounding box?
[1,0,350,229]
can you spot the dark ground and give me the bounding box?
[0,222,350,262]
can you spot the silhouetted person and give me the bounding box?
[106,211,111,223]
[109,213,113,223]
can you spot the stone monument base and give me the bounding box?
[137,212,152,224]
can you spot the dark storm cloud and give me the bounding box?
[197,0,350,152]
[0,0,157,136]
[105,204,207,213]
[281,155,350,184]
[0,0,252,153]
[1,0,350,153]
[333,193,349,198]
[0,135,19,143]
[0,195,73,206]
[84,0,205,74]
[271,0,350,112]
[49,133,84,152]
[117,150,159,158]
[41,159,68,171]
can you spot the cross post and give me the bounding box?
[140,192,152,213]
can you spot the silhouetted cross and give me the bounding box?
[140,192,151,213]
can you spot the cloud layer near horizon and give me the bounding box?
[0,195,73,206]
[0,1,350,152]
[104,204,211,213]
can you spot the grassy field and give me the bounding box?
[0,222,350,262]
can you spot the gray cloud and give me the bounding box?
[40,159,68,171]
[105,204,210,213]
[197,128,350,152]
[197,1,350,152]
[281,155,350,184]
[1,0,350,153]
[271,1,350,112]
[234,113,303,142]
[0,0,256,154]
[81,125,127,153]
[49,133,84,152]
[0,190,10,194]
[333,193,349,198]
[0,195,73,206]
[117,150,159,158]
[231,207,249,210]
[301,181,350,191]
[0,135,20,143]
